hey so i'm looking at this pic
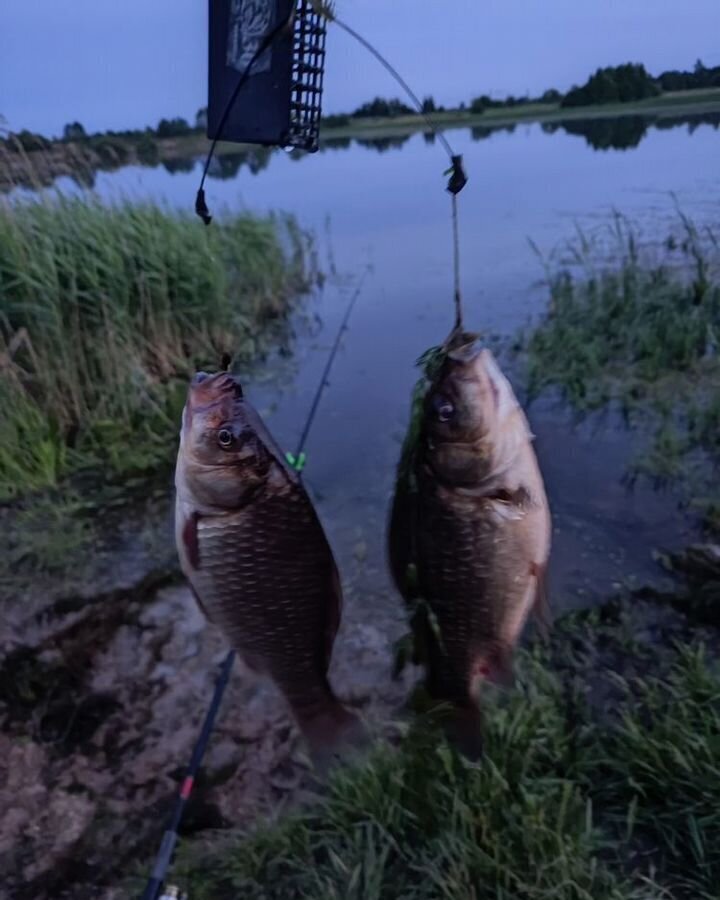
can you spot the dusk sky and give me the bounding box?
[1,1,718,137]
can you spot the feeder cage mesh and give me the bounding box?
[208,0,327,152]
[288,1,327,150]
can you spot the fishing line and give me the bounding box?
[324,10,469,331]
[139,649,235,900]
[286,266,369,472]
[331,16,456,158]
[451,194,462,331]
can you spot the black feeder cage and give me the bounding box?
[208,0,327,152]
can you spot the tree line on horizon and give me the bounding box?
[331,59,719,123]
[2,59,719,150]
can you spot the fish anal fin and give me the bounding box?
[294,695,366,772]
[472,644,515,690]
[530,560,551,639]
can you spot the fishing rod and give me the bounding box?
[286,267,369,473]
[139,271,367,900]
[319,7,468,332]
[139,651,234,900]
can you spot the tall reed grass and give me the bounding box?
[526,211,719,408]
[0,194,313,498]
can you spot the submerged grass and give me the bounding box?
[0,194,313,499]
[524,210,720,527]
[177,627,720,900]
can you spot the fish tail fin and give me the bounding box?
[423,675,484,761]
[295,696,366,769]
[436,702,484,761]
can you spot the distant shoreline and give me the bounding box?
[2,87,719,193]
[318,87,720,141]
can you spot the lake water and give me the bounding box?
[44,117,720,610]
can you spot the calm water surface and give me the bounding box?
[56,120,720,611]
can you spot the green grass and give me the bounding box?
[578,647,720,897]
[174,627,720,900]
[4,490,92,574]
[524,210,720,527]
[0,194,313,498]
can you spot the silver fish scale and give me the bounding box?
[190,485,337,711]
[416,482,533,702]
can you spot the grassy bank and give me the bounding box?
[174,590,720,899]
[524,210,720,530]
[0,195,313,500]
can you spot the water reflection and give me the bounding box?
[549,110,720,151]
[323,135,353,150]
[546,115,649,151]
[656,110,720,134]
[2,109,719,193]
[206,146,273,180]
[470,123,517,142]
[162,157,195,174]
[70,169,96,190]
[354,135,412,154]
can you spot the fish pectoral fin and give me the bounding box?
[181,511,200,569]
[530,561,552,640]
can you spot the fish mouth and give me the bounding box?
[189,371,244,405]
[442,328,481,357]
[184,370,244,430]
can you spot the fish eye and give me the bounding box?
[435,398,455,422]
[217,427,234,449]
